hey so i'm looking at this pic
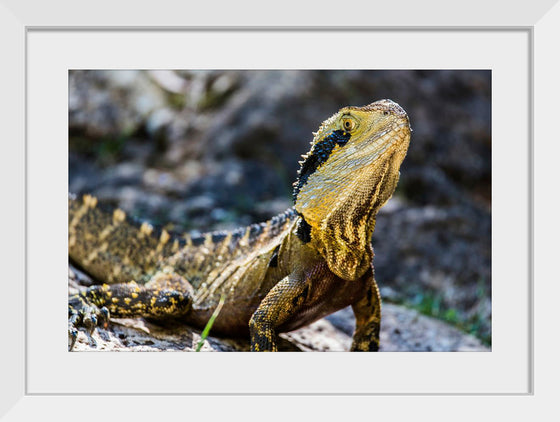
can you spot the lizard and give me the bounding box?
[68,99,411,352]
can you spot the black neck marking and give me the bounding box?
[292,130,351,203]
[296,214,312,243]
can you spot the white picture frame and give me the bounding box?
[2,0,558,419]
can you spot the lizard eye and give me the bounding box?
[342,117,356,132]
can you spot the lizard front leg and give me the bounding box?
[350,268,382,351]
[249,272,310,352]
[68,271,193,350]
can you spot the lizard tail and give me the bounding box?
[68,193,180,284]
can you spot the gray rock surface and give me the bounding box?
[70,300,487,353]
[69,266,488,352]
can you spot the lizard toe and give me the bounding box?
[68,294,110,351]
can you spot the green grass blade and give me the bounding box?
[195,294,226,352]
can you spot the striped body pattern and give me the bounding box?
[69,99,411,351]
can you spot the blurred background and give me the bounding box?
[69,70,491,345]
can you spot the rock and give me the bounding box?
[69,265,487,352]
[378,304,487,352]
[69,70,169,139]
[70,299,487,352]
[373,202,492,342]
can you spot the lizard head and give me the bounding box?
[293,99,411,280]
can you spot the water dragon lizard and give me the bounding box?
[68,99,411,351]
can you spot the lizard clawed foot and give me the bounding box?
[68,294,109,351]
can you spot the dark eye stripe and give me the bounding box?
[293,130,351,203]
